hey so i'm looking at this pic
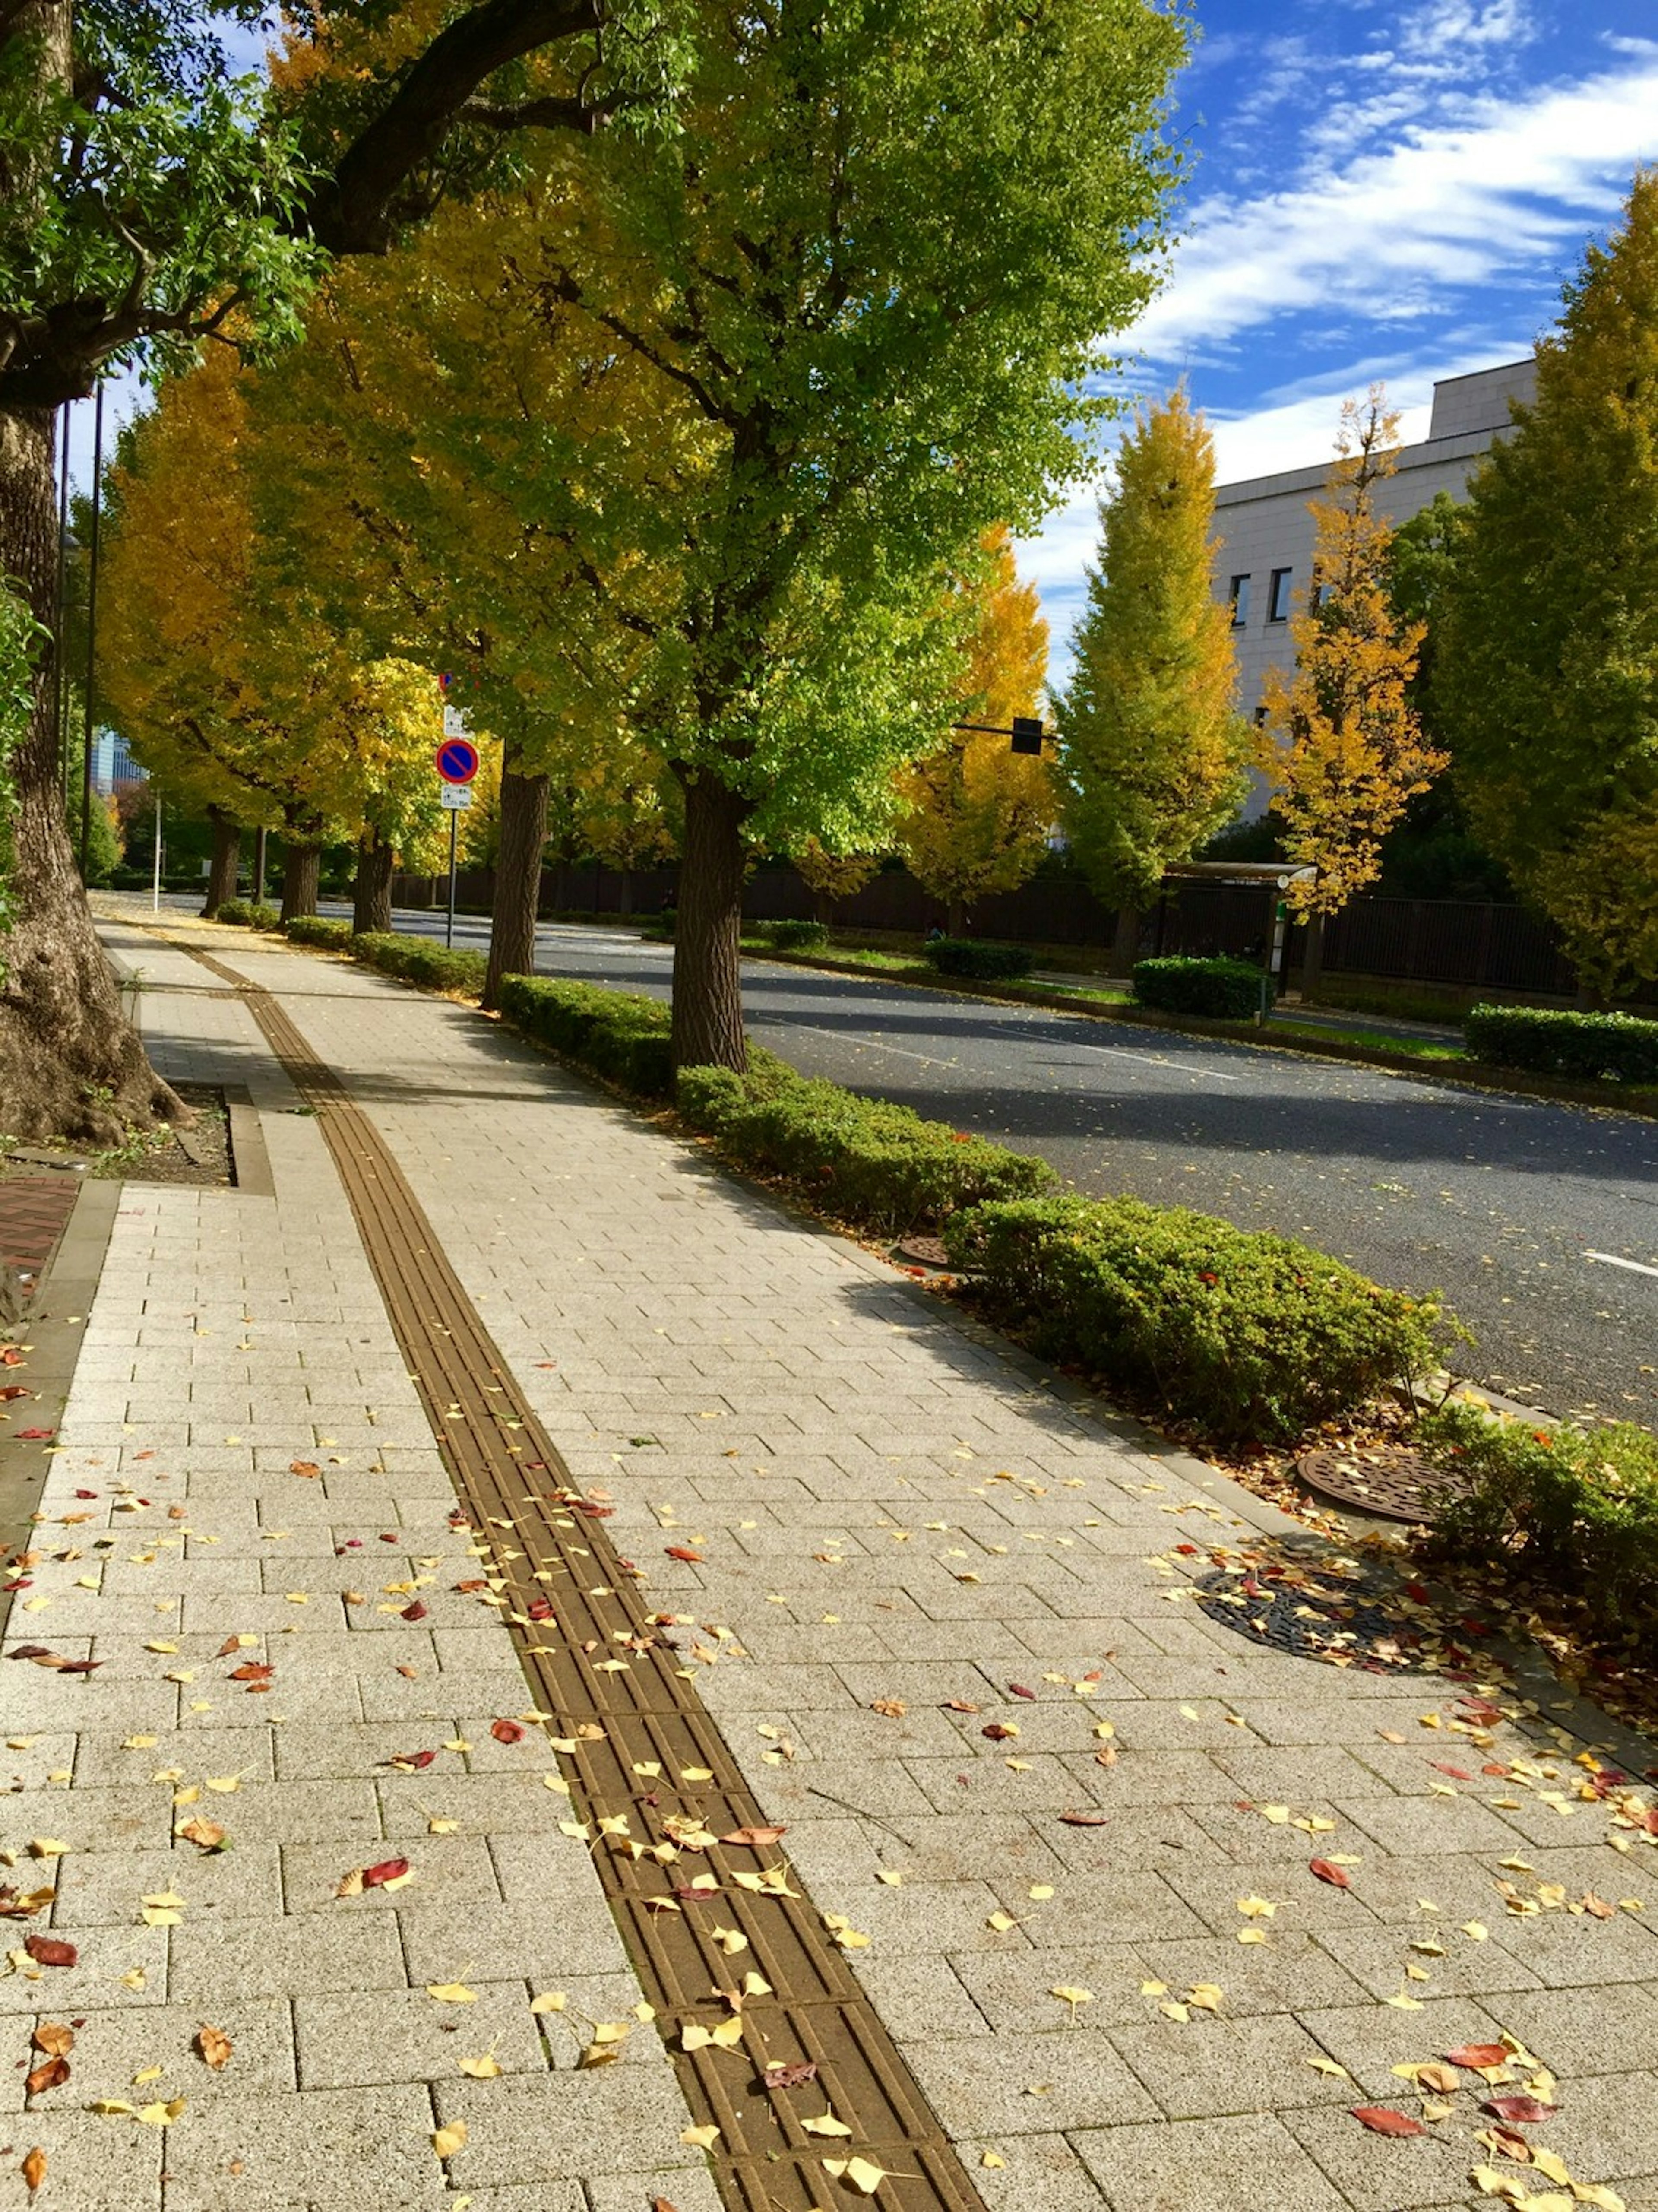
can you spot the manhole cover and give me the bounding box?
[1194,1552,1497,1676]
[894,1235,950,1269]
[1296,1443,1472,1524]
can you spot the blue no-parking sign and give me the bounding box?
[435,738,479,785]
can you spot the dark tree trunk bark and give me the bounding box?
[253,826,268,906]
[618,869,633,918]
[351,828,395,935]
[0,404,181,1140]
[485,748,549,1009]
[671,772,752,1071]
[812,887,833,926]
[280,841,321,925]
[1300,911,1326,998]
[202,808,241,917]
[1111,902,1140,977]
[946,897,966,937]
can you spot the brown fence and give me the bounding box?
[388,862,1595,1001]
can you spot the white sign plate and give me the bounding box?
[439,783,474,811]
[442,704,469,738]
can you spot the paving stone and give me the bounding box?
[396,1900,630,1983]
[904,2026,1162,2136]
[293,1978,550,2089]
[427,2070,702,2185]
[1070,2111,1353,2211]
[166,1911,407,2004]
[19,1997,297,2107]
[0,2105,163,2211]
[1290,1996,1509,2101]
[51,1841,282,1924]
[157,2080,448,2212]
[1287,2104,1518,2211]
[1107,2010,1357,2119]
[1488,1980,1658,2074]
[953,2130,1110,2211]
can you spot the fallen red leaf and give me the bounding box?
[721,1825,786,1848]
[453,1578,487,1593]
[361,1857,410,1889]
[941,1699,980,1713]
[1008,1683,1037,1700]
[491,1719,526,1745]
[1431,1763,1473,1781]
[400,1600,428,1622]
[1483,2096,1557,2124]
[1058,1810,1108,1827]
[1309,1859,1351,1889]
[1351,2106,1425,2137]
[665,1547,704,1563]
[763,2059,820,2089]
[21,2147,45,2195]
[383,1750,435,1771]
[1443,2043,1510,2069]
[23,1936,76,1968]
[981,1723,1017,1741]
[14,1429,54,1441]
[526,1597,555,1622]
[214,1636,242,1658]
[290,1461,321,1479]
[23,2056,68,2097]
[228,1662,274,1683]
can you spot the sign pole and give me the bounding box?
[446,808,458,949]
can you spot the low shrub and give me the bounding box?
[1464,1004,1658,1086]
[639,907,676,941]
[923,937,1035,981]
[942,1195,1454,1445]
[497,974,676,1099]
[759,918,831,952]
[1421,1403,1658,1635]
[351,932,487,997]
[677,1061,1057,1233]
[1133,955,1266,1021]
[284,915,352,948]
[214,899,279,929]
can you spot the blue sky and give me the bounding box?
[1020,0,1658,682]
[67,0,1657,692]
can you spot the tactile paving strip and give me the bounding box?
[165,935,984,2212]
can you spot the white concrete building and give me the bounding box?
[1213,357,1536,812]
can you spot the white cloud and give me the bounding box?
[1137,54,1655,362]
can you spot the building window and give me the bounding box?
[1228,574,1251,627]
[1268,567,1293,623]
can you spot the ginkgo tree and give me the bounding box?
[897,526,1054,935]
[1059,389,1248,973]
[0,0,681,1135]
[1258,390,1444,994]
[98,342,452,923]
[530,0,1187,1069]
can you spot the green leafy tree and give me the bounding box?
[0,0,678,1136]
[1438,171,1658,997]
[537,0,1187,1068]
[1058,389,1248,973]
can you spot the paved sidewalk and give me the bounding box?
[28,906,1658,2212]
[3,925,714,2212]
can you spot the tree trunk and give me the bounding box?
[671,771,752,1071]
[280,841,321,925]
[618,869,633,918]
[484,749,549,1008]
[0,404,181,1140]
[202,808,241,917]
[1300,910,1326,998]
[812,886,832,926]
[253,826,268,906]
[1110,901,1140,977]
[946,897,966,937]
[351,827,395,935]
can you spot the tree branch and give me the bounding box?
[302,0,608,257]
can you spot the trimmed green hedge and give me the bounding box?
[677,1061,1057,1233]
[284,915,352,948]
[924,937,1035,981]
[1133,956,1266,1020]
[497,973,676,1099]
[1422,1403,1658,1634]
[759,918,830,951]
[942,1195,1454,1445]
[351,932,487,996]
[215,899,279,929]
[1464,1004,1658,1085]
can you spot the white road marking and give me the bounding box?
[1585,1251,1658,1279]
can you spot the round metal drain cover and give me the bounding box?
[1194,1553,1496,1676]
[893,1235,951,1269]
[1295,1443,1471,1524]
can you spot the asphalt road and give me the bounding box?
[320,902,1658,1425]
